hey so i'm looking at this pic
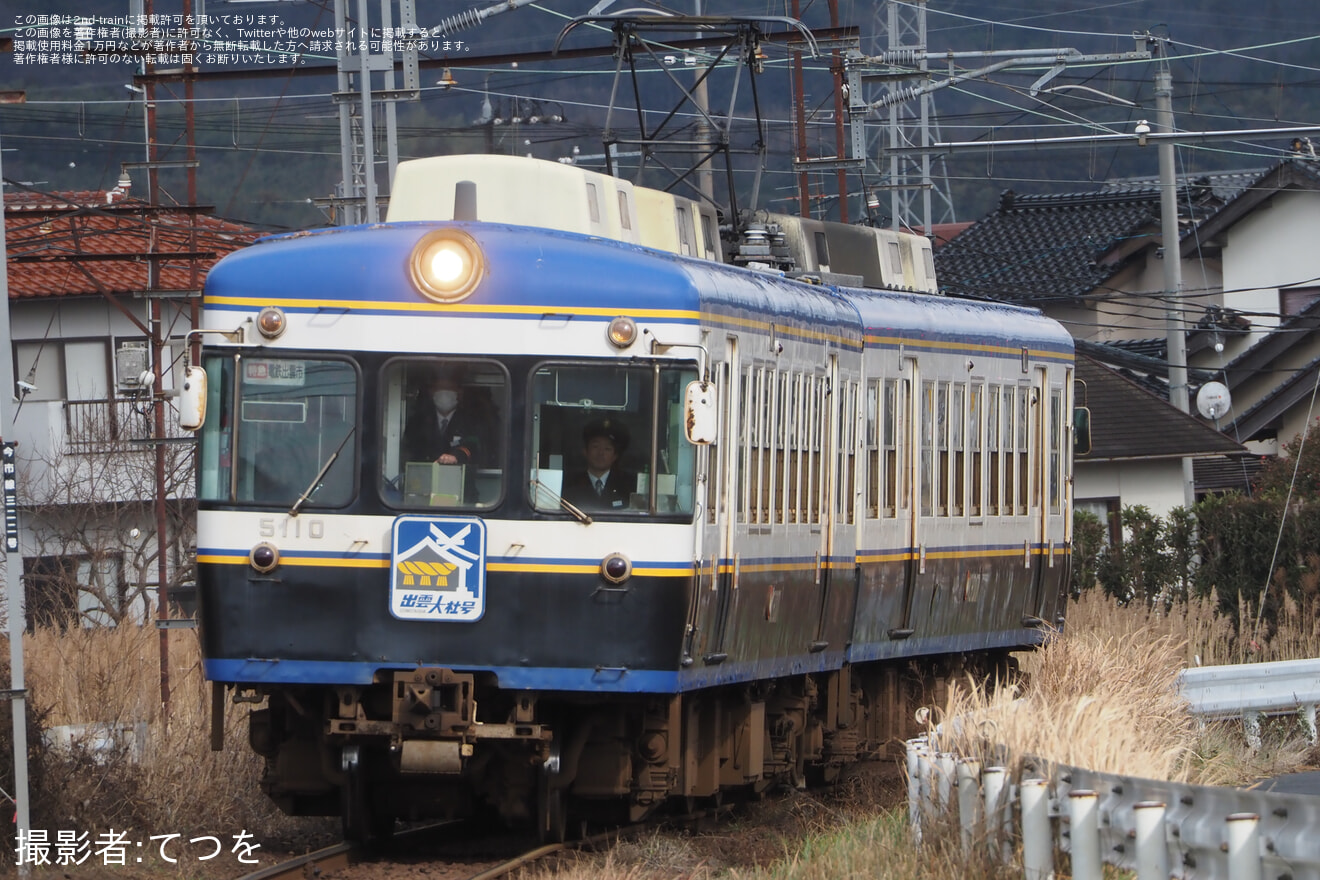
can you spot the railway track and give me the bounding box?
[232,819,669,880]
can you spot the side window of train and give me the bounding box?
[706,360,728,526]
[196,355,358,507]
[675,205,696,257]
[988,384,1002,515]
[617,190,633,231]
[1049,387,1064,515]
[379,359,508,511]
[1016,385,1031,515]
[865,381,879,519]
[527,363,698,517]
[970,382,984,518]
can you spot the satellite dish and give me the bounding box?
[1196,381,1232,420]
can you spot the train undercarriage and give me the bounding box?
[235,652,1018,843]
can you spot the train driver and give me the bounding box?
[402,367,489,500]
[561,419,637,511]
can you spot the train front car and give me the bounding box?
[190,220,717,841]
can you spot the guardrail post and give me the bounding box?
[936,752,956,814]
[1302,703,1317,746]
[1242,710,1262,750]
[1020,777,1054,880]
[906,738,923,842]
[918,746,935,831]
[1067,790,1100,880]
[957,757,981,856]
[1133,801,1169,880]
[1226,812,1261,880]
[983,766,1010,861]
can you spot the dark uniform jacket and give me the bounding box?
[561,468,637,512]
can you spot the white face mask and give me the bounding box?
[432,390,459,414]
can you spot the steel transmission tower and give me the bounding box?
[862,0,956,231]
[330,0,421,225]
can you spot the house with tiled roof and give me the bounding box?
[4,185,259,624]
[936,156,1320,516]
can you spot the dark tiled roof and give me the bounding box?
[5,189,261,298]
[1106,337,1167,361]
[1076,355,1243,461]
[1226,353,1320,441]
[1102,169,1266,205]
[933,188,1161,303]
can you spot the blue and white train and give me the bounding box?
[184,154,1079,842]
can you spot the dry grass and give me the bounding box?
[1063,587,1320,667]
[17,624,327,852]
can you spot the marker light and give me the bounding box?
[411,230,483,302]
[601,552,632,584]
[250,542,280,573]
[256,306,287,339]
[607,316,638,348]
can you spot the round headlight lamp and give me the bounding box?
[256,306,287,339]
[249,542,280,574]
[607,316,638,348]
[601,552,632,585]
[411,230,483,302]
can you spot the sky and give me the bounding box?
[1,0,1318,227]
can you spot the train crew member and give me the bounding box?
[562,419,636,511]
[402,368,487,500]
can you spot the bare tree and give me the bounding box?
[16,398,195,628]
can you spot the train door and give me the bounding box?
[892,357,919,638]
[1026,365,1065,624]
[701,337,739,663]
[811,356,844,651]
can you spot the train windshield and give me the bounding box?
[529,363,697,517]
[197,356,357,506]
[379,359,508,510]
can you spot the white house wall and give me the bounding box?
[1075,459,1192,519]
[1221,190,1320,345]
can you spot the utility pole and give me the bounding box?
[1154,39,1196,508]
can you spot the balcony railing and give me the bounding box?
[63,398,192,451]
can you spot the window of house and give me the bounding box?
[1281,286,1320,316]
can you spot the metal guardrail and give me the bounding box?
[1177,657,1320,748]
[907,736,1320,880]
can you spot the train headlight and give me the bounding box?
[606,316,638,348]
[600,552,632,584]
[249,542,280,573]
[256,306,287,339]
[411,230,483,302]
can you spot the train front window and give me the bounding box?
[380,359,508,510]
[529,363,697,517]
[197,356,357,506]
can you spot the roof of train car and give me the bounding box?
[204,220,861,346]
[844,287,1075,361]
[204,219,1072,359]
